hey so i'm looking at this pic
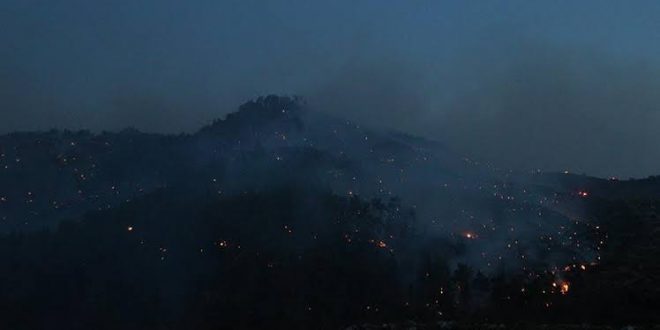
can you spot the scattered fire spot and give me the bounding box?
[464,232,477,239]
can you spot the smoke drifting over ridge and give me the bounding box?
[435,43,660,179]
[2,0,660,178]
[300,42,660,179]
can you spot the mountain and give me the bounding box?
[0,95,479,233]
[0,95,658,329]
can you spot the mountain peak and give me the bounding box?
[198,95,305,136]
[235,94,304,117]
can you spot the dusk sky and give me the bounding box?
[2,0,660,178]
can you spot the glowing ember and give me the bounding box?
[377,241,387,248]
[577,191,589,198]
[555,281,570,295]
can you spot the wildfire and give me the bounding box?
[560,282,570,295]
[377,241,387,248]
[554,281,570,295]
[577,191,589,198]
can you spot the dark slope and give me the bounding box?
[0,184,415,329]
[1,178,658,329]
[0,95,659,328]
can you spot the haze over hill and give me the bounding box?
[2,1,660,328]
[3,0,660,177]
